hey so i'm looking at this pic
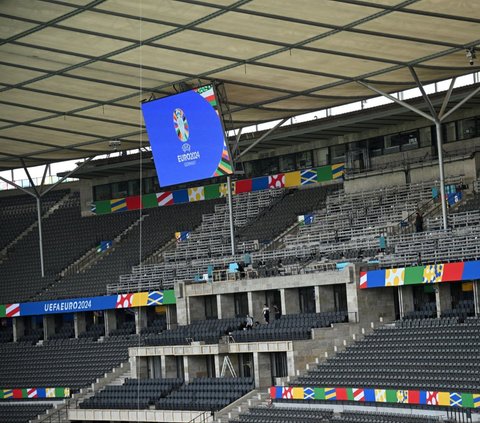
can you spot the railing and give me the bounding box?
[0,176,77,191]
[188,411,214,423]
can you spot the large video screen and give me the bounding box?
[141,84,233,187]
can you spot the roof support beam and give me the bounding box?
[409,67,437,119]
[237,118,288,159]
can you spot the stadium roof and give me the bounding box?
[1,0,480,170]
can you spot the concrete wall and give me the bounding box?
[315,285,336,313]
[217,294,236,319]
[409,156,477,183]
[435,283,452,317]
[248,291,266,324]
[344,171,406,194]
[187,296,205,323]
[398,285,414,319]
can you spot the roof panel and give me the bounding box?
[0,17,36,39]
[95,0,225,25]
[0,0,76,21]
[358,10,480,46]
[60,10,175,40]
[307,31,446,63]
[0,64,46,85]
[25,76,135,103]
[19,27,132,57]
[0,90,93,112]
[259,49,391,79]
[240,0,380,25]
[111,45,236,76]
[197,12,326,44]
[156,30,278,61]
[406,0,480,20]
[0,0,478,169]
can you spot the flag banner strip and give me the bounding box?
[270,386,480,409]
[93,164,343,215]
[361,260,480,289]
[0,290,176,318]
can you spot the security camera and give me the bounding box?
[109,140,121,150]
[466,47,476,66]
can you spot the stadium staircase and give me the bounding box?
[59,213,148,277]
[32,361,132,423]
[214,390,269,423]
[0,191,72,265]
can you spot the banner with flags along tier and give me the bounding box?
[360,260,480,289]
[0,290,176,319]
[270,386,480,409]
[93,164,345,215]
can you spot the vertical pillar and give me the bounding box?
[183,356,190,383]
[104,309,117,336]
[214,355,222,378]
[435,121,448,231]
[166,305,178,330]
[473,281,480,317]
[227,175,235,256]
[161,356,179,379]
[315,285,335,313]
[43,315,56,341]
[74,312,87,338]
[187,297,206,323]
[131,356,148,379]
[253,352,271,388]
[36,197,45,278]
[280,288,300,315]
[217,294,235,319]
[435,283,452,318]
[12,317,25,342]
[398,285,415,319]
[248,291,265,324]
[135,307,148,335]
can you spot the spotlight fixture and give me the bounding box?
[466,47,476,66]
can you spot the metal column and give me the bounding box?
[36,197,45,277]
[435,121,448,231]
[226,175,235,256]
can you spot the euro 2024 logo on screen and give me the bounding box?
[173,108,200,167]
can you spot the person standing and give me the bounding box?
[415,212,423,233]
[262,304,270,324]
[273,305,281,320]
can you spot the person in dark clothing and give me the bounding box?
[415,212,423,233]
[273,305,281,320]
[262,304,270,324]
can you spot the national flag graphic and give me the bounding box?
[427,391,438,405]
[3,389,13,399]
[353,388,365,402]
[375,389,386,402]
[97,241,112,253]
[13,389,23,399]
[423,264,444,284]
[301,169,316,185]
[325,388,336,400]
[336,387,348,400]
[116,294,133,309]
[408,390,420,404]
[156,192,173,206]
[188,187,205,202]
[450,392,462,407]
[473,394,480,408]
[282,387,293,399]
[175,231,190,242]
[27,388,38,398]
[147,291,164,306]
[331,163,345,179]
[359,272,367,288]
[304,387,314,400]
[385,267,405,286]
[6,304,20,317]
[268,174,285,189]
[292,387,304,399]
[219,183,228,197]
[397,390,408,403]
[110,198,127,213]
[46,388,55,398]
